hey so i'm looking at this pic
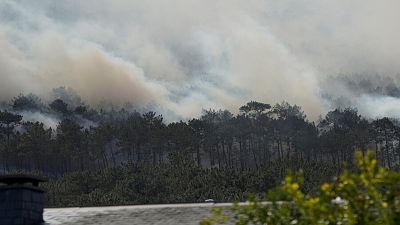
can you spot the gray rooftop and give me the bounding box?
[43,203,234,225]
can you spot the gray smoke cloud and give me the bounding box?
[321,74,400,119]
[19,111,60,129]
[1,0,400,121]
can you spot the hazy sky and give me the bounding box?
[1,0,400,120]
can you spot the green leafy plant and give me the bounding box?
[201,151,400,225]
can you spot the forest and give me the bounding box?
[1,89,400,207]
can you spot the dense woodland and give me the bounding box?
[1,91,400,206]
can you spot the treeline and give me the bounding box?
[1,92,400,206]
[1,93,399,173]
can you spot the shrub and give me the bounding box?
[201,151,400,225]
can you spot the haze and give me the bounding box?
[1,0,400,121]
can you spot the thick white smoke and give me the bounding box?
[19,111,60,129]
[1,0,400,120]
[356,95,400,119]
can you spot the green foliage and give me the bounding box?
[12,93,43,111]
[201,151,400,225]
[50,99,69,115]
[2,97,400,212]
[42,159,336,207]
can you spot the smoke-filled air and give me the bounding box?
[1,0,400,121]
[5,2,400,221]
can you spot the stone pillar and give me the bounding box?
[0,175,47,225]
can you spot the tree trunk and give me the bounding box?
[196,144,201,167]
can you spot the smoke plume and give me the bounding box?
[1,0,400,120]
